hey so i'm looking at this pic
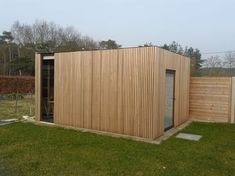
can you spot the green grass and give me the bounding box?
[0,97,34,120]
[0,122,234,176]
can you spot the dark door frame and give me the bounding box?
[40,54,55,123]
[164,69,176,131]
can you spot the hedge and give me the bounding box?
[0,76,34,94]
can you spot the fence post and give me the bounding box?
[231,77,235,124]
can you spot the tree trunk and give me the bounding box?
[8,45,11,75]
[3,53,6,75]
[15,91,18,113]
[18,46,21,57]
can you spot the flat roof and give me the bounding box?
[36,46,190,59]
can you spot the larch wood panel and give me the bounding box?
[91,51,101,130]
[117,49,124,134]
[54,53,60,124]
[36,47,190,139]
[189,77,231,122]
[231,77,235,123]
[35,53,41,121]
[152,48,160,138]
[100,50,109,132]
[82,51,92,129]
[158,49,165,135]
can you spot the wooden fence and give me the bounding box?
[190,77,234,123]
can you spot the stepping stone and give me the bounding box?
[176,133,202,141]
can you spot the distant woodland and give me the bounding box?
[1,20,233,76]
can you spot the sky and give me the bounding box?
[0,0,234,59]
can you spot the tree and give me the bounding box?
[0,20,101,76]
[0,31,14,43]
[0,42,8,74]
[11,20,98,53]
[11,56,35,75]
[0,20,100,76]
[138,42,154,47]
[184,47,203,75]
[161,41,203,76]
[161,41,184,54]
[224,51,235,76]
[0,31,15,75]
[203,56,224,76]
[99,39,121,49]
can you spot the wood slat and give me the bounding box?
[35,53,41,121]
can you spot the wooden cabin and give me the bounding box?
[35,47,190,139]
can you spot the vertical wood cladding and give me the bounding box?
[35,47,190,139]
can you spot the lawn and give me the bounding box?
[0,122,234,176]
[0,97,34,120]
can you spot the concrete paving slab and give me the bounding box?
[176,133,202,141]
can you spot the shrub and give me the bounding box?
[0,76,34,94]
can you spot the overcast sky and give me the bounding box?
[0,0,234,59]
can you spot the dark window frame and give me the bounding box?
[164,69,176,131]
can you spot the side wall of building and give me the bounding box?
[154,48,190,136]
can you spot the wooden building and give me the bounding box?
[35,47,190,139]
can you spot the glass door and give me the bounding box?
[164,70,175,131]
